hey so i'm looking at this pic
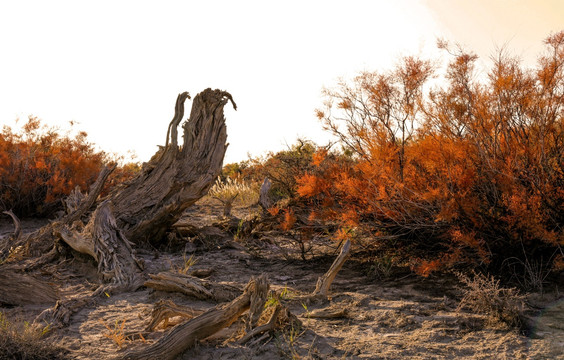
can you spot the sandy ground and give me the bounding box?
[1,201,563,359]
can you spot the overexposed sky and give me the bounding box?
[0,1,562,163]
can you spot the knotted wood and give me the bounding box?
[124,275,269,360]
[110,89,236,246]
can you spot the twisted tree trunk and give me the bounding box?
[0,89,234,326]
[110,89,236,246]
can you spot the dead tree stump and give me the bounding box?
[0,89,235,325]
[109,89,236,246]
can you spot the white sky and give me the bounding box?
[0,0,562,164]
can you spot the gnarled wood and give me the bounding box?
[38,201,146,327]
[238,304,282,344]
[54,201,144,289]
[110,89,236,246]
[2,89,234,329]
[123,275,268,360]
[144,271,240,302]
[63,186,85,216]
[65,165,115,224]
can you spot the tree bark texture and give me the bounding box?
[109,89,236,246]
[0,268,58,305]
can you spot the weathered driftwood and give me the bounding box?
[65,165,115,224]
[63,186,86,216]
[54,200,145,290]
[304,307,349,319]
[110,89,236,246]
[3,89,232,326]
[144,271,240,302]
[0,268,58,305]
[145,299,204,332]
[123,275,269,360]
[312,239,351,297]
[37,197,145,326]
[36,296,92,327]
[290,239,351,304]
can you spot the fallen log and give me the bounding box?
[123,275,269,360]
[303,307,349,319]
[0,268,58,305]
[144,271,240,302]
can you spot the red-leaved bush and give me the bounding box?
[0,117,138,217]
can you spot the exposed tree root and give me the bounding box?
[123,275,269,360]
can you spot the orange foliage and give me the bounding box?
[295,31,564,275]
[0,117,138,217]
[267,205,281,216]
[280,208,296,231]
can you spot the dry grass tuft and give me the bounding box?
[0,312,69,360]
[209,176,259,208]
[99,318,128,348]
[456,271,525,328]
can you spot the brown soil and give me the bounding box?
[1,200,562,360]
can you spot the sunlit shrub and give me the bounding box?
[0,117,138,217]
[208,176,259,208]
[296,31,564,277]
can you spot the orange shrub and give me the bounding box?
[0,117,138,217]
[301,31,564,276]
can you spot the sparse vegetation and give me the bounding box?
[0,312,69,360]
[456,271,525,327]
[209,176,259,208]
[99,318,128,349]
